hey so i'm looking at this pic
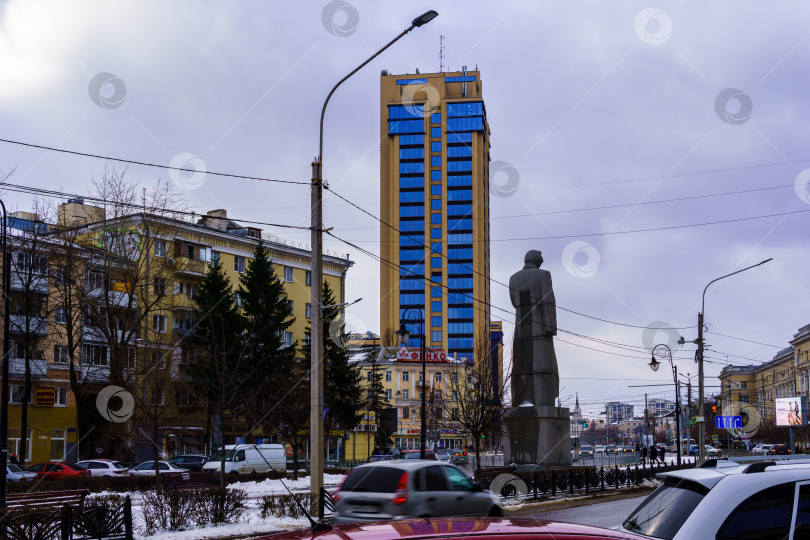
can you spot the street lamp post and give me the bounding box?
[309,10,437,512]
[396,309,427,459]
[649,344,681,465]
[692,258,772,462]
[0,199,10,509]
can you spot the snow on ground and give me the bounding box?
[228,473,345,496]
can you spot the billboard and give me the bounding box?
[775,397,808,427]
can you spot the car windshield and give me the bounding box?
[581,446,593,451]
[402,452,422,459]
[112,461,125,469]
[7,464,23,473]
[342,466,405,493]
[623,477,709,539]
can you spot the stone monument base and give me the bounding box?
[503,405,571,467]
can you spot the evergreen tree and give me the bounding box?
[364,348,391,453]
[304,281,363,432]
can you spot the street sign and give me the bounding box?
[712,435,718,441]
[715,415,742,429]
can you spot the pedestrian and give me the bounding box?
[641,445,647,464]
[650,444,658,464]
[659,446,667,464]
[9,454,18,465]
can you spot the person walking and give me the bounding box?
[641,445,647,464]
[650,444,658,464]
[659,445,667,465]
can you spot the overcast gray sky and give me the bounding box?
[1,1,808,418]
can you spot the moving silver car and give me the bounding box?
[332,461,500,523]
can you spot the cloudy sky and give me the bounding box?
[1,1,808,419]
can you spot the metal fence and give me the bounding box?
[0,496,132,540]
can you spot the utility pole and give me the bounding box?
[697,311,705,461]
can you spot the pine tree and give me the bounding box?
[364,348,391,453]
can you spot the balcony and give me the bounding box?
[9,272,48,293]
[85,288,137,309]
[9,358,47,379]
[174,259,207,277]
[9,315,47,336]
[82,326,135,343]
[81,365,110,383]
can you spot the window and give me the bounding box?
[432,331,442,342]
[435,372,442,382]
[403,372,409,382]
[431,199,442,210]
[154,240,167,257]
[9,430,32,463]
[367,371,373,382]
[153,314,167,333]
[283,332,294,347]
[431,156,441,167]
[153,277,167,296]
[623,477,709,538]
[287,300,294,314]
[149,389,165,407]
[234,256,246,273]
[9,386,31,404]
[717,483,795,539]
[385,371,392,382]
[431,113,441,124]
[306,271,312,286]
[431,141,441,152]
[305,303,312,318]
[50,430,65,461]
[452,390,458,400]
[284,266,294,282]
[431,213,441,225]
[85,270,104,290]
[366,389,373,399]
[234,292,244,308]
[402,407,410,419]
[435,390,441,399]
[81,344,108,366]
[55,387,68,406]
[741,381,748,389]
[176,390,192,407]
[402,389,409,400]
[55,265,65,283]
[451,407,459,419]
[211,251,220,264]
[55,305,66,324]
[451,372,458,383]
[431,127,442,138]
[432,301,442,312]
[423,466,448,491]
[386,389,392,400]
[54,345,68,364]
[794,483,810,536]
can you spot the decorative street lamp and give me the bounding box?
[650,344,681,465]
[309,10,438,514]
[396,308,427,459]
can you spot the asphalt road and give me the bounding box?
[526,495,648,530]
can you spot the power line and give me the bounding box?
[0,137,308,186]
[706,331,785,349]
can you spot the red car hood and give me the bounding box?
[259,517,647,539]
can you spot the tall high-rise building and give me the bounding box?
[380,69,490,362]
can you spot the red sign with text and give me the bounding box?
[396,347,448,362]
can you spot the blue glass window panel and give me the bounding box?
[432,301,442,312]
[432,286,442,298]
[447,132,472,144]
[447,146,473,158]
[445,76,477,83]
[400,134,425,146]
[448,307,473,319]
[389,104,423,119]
[447,189,472,201]
[400,177,425,189]
[431,141,441,152]
[446,102,483,117]
[432,331,442,342]
[400,235,425,247]
[448,233,473,245]
[447,175,472,187]
[447,218,472,231]
[431,228,441,239]
[431,184,442,196]
[447,291,473,304]
[400,219,424,232]
[400,206,425,217]
[405,337,422,348]
[431,113,441,124]
[400,263,424,276]
[389,119,425,135]
[430,156,441,167]
[448,263,473,275]
[431,274,442,283]
[447,160,472,172]
[448,322,474,334]
[400,191,425,203]
[448,277,473,289]
[447,203,472,217]
[432,316,442,327]
[431,199,442,211]
[431,127,442,138]
[400,278,425,290]
[399,249,425,262]
[431,170,442,181]
[431,213,441,225]
[431,257,442,269]
[448,247,473,260]
[448,337,474,349]
[400,293,425,305]
[431,242,441,254]
[447,117,483,132]
[400,162,425,174]
[400,309,423,321]
[396,78,428,85]
[400,147,425,160]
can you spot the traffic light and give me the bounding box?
[712,405,717,414]
[481,434,485,439]
[583,422,588,428]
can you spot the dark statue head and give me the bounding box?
[524,250,543,268]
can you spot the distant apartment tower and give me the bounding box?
[648,398,676,417]
[380,68,491,361]
[605,402,634,423]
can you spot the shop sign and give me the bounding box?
[396,347,448,362]
[296,429,346,437]
[34,387,55,407]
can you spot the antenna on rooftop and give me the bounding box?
[439,35,445,73]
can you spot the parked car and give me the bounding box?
[169,454,209,471]
[6,464,37,482]
[595,445,607,454]
[620,458,810,538]
[331,461,500,523]
[580,445,594,458]
[768,444,791,455]
[203,444,286,474]
[368,454,397,463]
[26,462,91,480]
[401,449,437,460]
[259,517,649,539]
[76,459,129,477]
[752,444,774,454]
[687,444,722,457]
[435,450,452,463]
[129,461,188,476]
[606,445,619,453]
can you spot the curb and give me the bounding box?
[505,484,657,517]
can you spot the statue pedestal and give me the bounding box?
[503,405,571,467]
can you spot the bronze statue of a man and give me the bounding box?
[509,250,559,407]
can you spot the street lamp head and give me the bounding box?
[412,10,438,27]
[649,356,661,372]
[396,322,411,346]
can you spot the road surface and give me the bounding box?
[525,495,647,530]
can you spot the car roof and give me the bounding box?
[658,458,810,489]
[351,460,454,472]
[257,517,647,539]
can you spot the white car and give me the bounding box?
[620,457,810,538]
[76,459,129,477]
[595,445,607,454]
[130,461,188,476]
[752,444,774,454]
[6,464,37,482]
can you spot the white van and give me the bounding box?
[203,444,285,474]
